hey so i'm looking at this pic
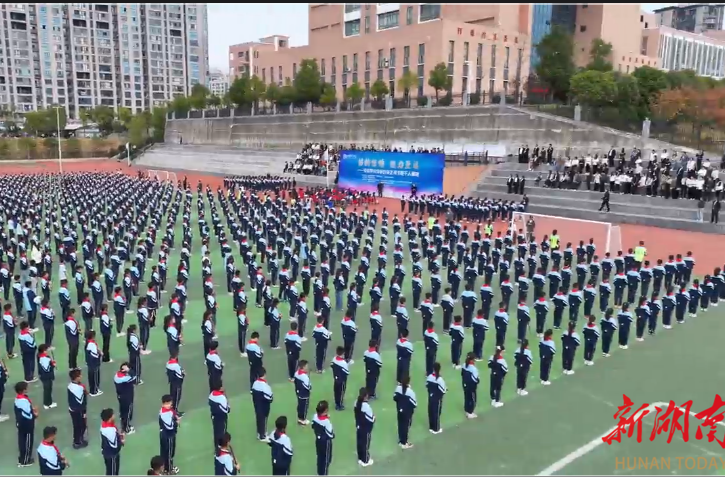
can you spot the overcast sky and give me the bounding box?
[207,3,674,72]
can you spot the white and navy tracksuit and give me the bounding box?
[268,430,293,475]
[331,356,349,410]
[354,401,375,464]
[487,355,508,403]
[312,324,331,373]
[100,422,122,475]
[15,394,36,465]
[582,323,601,362]
[252,379,273,440]
[158,407,178,472]
[426,373,446,432]
[363,347,382,399]
[205,350,224,393]
[38,353,56,407]
[19,329,37,381]
[393,384,417,445]
[85,339,101,394]
[209,390,230,449]
[561,331,581,371]
[462,362,480,413]
[214,449,237,476]
[37,440,66,475]
[166,359,184,413]
[311,414,335,476]
[294,369,311,421]
[395,338,413,384]
[245,340,264,389]
[514,347,533,391]
[67,381,87,447]
[113,371,136,433]
[284,331,302,380]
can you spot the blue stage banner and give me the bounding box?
[338,150,445,198]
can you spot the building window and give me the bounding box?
[344,4,361,13]
[332,57,337,75]
[475,78,482,94]
[580,25,587,32]
[262,68,266,83]
[490,45,497,79]
[353,53,358,72]
[406,6,413,25]
[463,42,469,62]
[419,3,440,22]
[278,66,282,83]
[418,43,425,64]
[365,15,370,33]
[344,19,360,36]
[403,45,410,66]
[378,11,399,30]
[390,48,396,67]
[476,43,483,66]
[343,55,348,72]
[365,51,370,70]
[448,40,455,63]
[489,78,495,96]
[321,58,326,76]
[378,49,384,68]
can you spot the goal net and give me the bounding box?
[147,170,178,187]
[510,212,622,255]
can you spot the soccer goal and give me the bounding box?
[510,212,622,254]
[147,169,178,187]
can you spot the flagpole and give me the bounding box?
[56,106,62,174]
[126,142,130,167]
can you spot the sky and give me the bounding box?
[207,3,675,72]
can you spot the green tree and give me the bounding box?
[90,105,116,135]
[569,70,618,107]
[221,92,234,108]
[615,74,643,119]
[79,109,92,127]
[191,83,210,98]
[345,82,364,105]
[24,108,66,136]
[278,79,297,107]
[228,76,250,107]
[128,115,148,147]
[189,84,209,110]
[117,107,133,128]
[397,69,418,105]
[246,75,266,109]
[586,39,613,72]
[319,83,337,110]
[428,62,451,101]
[371,79,389,101]
[631,65,668,112]
[207,95,221,108]
[293,59,322,104]
[535,26,575,101]
[151,107,167,142]
[65,137,82,158]
[263,83,280,106]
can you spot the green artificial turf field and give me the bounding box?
[1,180,724,476]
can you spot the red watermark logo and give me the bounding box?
[602,394,725,447]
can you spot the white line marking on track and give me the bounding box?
[536,401,725,476]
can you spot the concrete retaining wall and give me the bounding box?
[165,105,695,155]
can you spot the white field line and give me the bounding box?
[537,401,725,476]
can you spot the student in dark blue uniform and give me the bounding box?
[312,317,332,374]
[67,368,88,449]
[354,387,376,466]
[312,400,335,476]
[113,363,136,435]
[214,432,240,476]
[268,416,293,475]
[617,303,634,349]
[462,352,480,418]
[245,331,264,388]
[284,322,302,380]
[514,339,533,396]
[488,346,507,407]
[395,329,414,384]
[600,308,617,357]
[331,346,349,411]
[165,352,185,417]
[15,381,38,467]
[449,315,465,368]
[634,297,651,342]
[426,362,446,434]
[393,375,417,449]
[582,315,601,365]
[362,340,382,399]
[100,407,124,476]
[293,360,311,425]
[84,330,102,396]
[561,321,581,375]
[37,345,56,409]
[159,394,180,475]
[252,367,274,441]
[18,321,37,382]
[209,382,230,451]
[37,426,68,475]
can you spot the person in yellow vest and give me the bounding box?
[634,241,647,269]
[427,216,435,230]
[549,230,560,250]
[484,222,493,237]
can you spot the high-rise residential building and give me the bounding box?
[655,4,725,34]
[0,3,208,119]
[208,69,229,97]
[229,4,533,101]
